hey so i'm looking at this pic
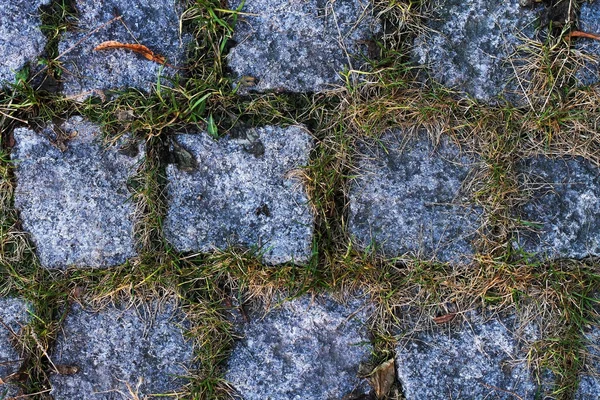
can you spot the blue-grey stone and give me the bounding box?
[49,300,194,400]
[12,117,143,269]
[515,156,600,259]
[0,0,50,85]
[58,0,189,101]
[226,294,373,400]
[396,312,542,400]
[228,0,379,93]
[575,326,600,399]
[412,0,537,103]
[575,1,600,86]
[164,126,314,264]
[0,298,32,398]
[349,130,482,263]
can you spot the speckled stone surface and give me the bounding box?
[396,312,541,400]
[58,0,189,100]
[50,301,194,400]
[412,0,537,103]
[226,294,373,400]
[164,126,314,264]
[12,116,142,269]
[227,0,379,93]
[516,156,600,259]
[0,0,50,85]
[0,298,31,398]
[575,326,600,399]
[575,1,600,86]
[349,131,482,263]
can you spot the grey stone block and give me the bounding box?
[0,298,32,398]
[227,0,379,93]
[164,126,314,264]
[395,312,541,400]
[348,131,482,264]
[12,116,142,269]
[412,0,536,103]
[515,156,600,259]
[0,0,50,85]
[575,1,600,86]
[58,0,189,101]
[225,294,373,400]
[575,326,600,399]
[50,300,194,400]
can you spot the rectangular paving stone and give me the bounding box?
[12,116,143,269]
[515,156,600,259]
[227,0,379,93]
[0,0,50,85]
[395,312,542,400]
[49,300,194,399]
[58,0,189,101]
[225,294,373,400]
[575,1,600,86]
[349,131,482,264]
[0,298,32,398]
[164,126,314,265]
[412,0,537,103]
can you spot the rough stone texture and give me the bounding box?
[12,116,143,269]
[164,126,314,264]
[0,298,31,398]
[349,131,482,263]
[228,0,379,93]
[226,294,372,400]
[575,326,600,399]
[396,312,541,400]
[50,301,194,400]
[516,156,600,259]
[59,0,189,100]
[412,0,536,103]
[575,1,600,86]
[0,0,50,85]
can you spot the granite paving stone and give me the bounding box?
[412,0,537,103]
[395,312,541,400]
[228,0,379,93]
[516,156,600,259]
[349,130,482,263]
[49,300,194,400]
[58,0,189,101]
[575,1,600,86]
[225,294,373,400]
[12,116,143,269]
[575,325,600,399]
[164,126,314,264]
[0,298,32,399]
[0,0,50,86]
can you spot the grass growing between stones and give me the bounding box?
[2,0,600,398]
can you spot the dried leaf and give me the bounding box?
[94,41,166,64]
[55,364,80,375]
[433,312,456,325]
[369,359,395,399]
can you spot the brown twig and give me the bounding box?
[565,30,600,41]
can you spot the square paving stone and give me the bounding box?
[58,0,189,101]
[50,300,194,400]
[349,131,482,264]
[225,294,373,400]
[0,298,32,398]
[575,1,600,86]
[164,126,314,264]
[227,0,379,93]
[396,312,541,400]
[12,116,143,269]
[412,0,537,103]
[0,0,50,85]
[515,156,600,259]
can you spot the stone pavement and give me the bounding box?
[2,0,600,398]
